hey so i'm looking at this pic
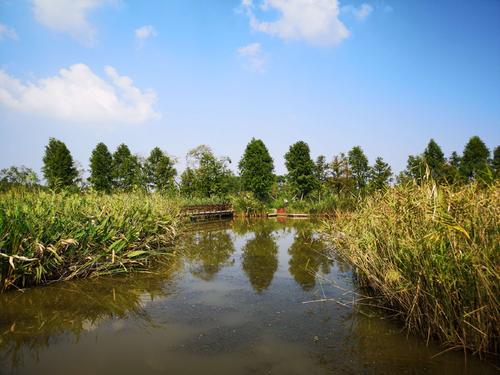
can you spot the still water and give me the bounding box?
[0,219,497,374]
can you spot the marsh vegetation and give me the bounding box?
[0,135,499,363]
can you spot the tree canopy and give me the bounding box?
[423,139,446,180]
[89,142,113,192]
[0,166,39,187]
[238,138,275,201]
[493,146,500,179]
[369,156,392,190]
[348,146,369,190]
[284,141,317,199]
[459,136,491,181]
[181,145,233,198]
[42,138,78,189]
[144,147,177,192]
[112,144,142,191]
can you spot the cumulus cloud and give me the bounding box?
[341,3,373,21]
[237,42,266,73]
[32,0,111,45]
[0,22,19,41]
[240,0,350,46]
[0,64,160,125]
[135,25,157,48]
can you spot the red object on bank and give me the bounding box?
[277,208,286,214]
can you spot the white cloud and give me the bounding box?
[134,25,157,48]
[135,25,157,40]
[0,64,160,125]
[0,22,19,41]
[32,0,111,46]
[237,42,266,73]
[240,0,350,46]
[341,3,373,21]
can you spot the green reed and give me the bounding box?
[0,189,183,291]
[322,181,499,356]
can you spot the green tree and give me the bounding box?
[284,141,317,199]
[492,146,500,179]
[330,153,353,193]
[369,157,392,191]
[184,145,233,198]
[449,151,461,169]
[0,166,39,186]
[314,155,330,184]
[42,138,78,189]
[238,138,275,201]
[400,154,425,183]
[180,167,197,197]
[348,146,369,191]
[459,136,491,182]
[144,147,176,192]
[443,151,462,184]
[89,143,113,192]
[423,139,446,180]
[112,144,142,191]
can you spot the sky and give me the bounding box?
[1,0,499,178]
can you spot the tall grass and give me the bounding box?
[0,189,182,291]
[322,181,499,356]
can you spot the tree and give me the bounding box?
[369,157,392,191]
[459,136,491,181]
[89,143,113,192]
[144,147,176,192]
[284,141,317,199]
[449,151,461,169]
[0,166,39,187]
[400,154,425,183]
[238,138,275,201]
[112,144,142,191]
[492,146,500,179]
[444,151,462,184]
[180,167,197,197]
[183,145,233,198]
[42,138,78,189]
[423,139,445,180]
[314,155,330,184]
[330,153,353,193]
[348,146,369,191]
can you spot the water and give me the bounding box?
[0,219,497,374]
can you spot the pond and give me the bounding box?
[0,219,497,374]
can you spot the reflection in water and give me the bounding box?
[288,225,331,291]
[0,258,181,370]
[0,219,496,375]
[242,225,278,292]
[180,228,235,281]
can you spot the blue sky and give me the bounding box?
[1,0,499,177]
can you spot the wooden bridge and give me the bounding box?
[182,204,234,221]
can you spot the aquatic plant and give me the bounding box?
[0,189,182,291]
[322,181,499,356]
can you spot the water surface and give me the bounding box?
[0,219,497,374]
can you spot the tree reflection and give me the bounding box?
[241,225,278,292]
[288,226,332,291]
[0,257,181,370]
[180,229,235,280]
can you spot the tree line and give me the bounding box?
[1,136,499,202]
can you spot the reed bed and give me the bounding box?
[322,181,499,356]
[0,189,183,291]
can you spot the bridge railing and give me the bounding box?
[181,204,233,214]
